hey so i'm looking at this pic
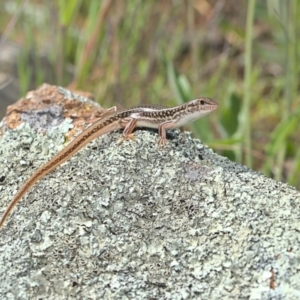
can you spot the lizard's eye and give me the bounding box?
[200,100,205,105]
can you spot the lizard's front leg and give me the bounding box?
[157,121,177,147]
[179,126,185,143]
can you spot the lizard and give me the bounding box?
[0,97,218,229]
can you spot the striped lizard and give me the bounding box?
[0,97,218,229]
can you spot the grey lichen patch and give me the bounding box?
[0,124,300,300]
[0,119,73,205]
[58,86,96,106]
[21,104,65,131]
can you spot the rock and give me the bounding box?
[0,84,299,299]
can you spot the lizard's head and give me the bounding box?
[176,98,218,127]
[175,97,218,126]
[186,97,218,113]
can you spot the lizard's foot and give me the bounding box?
[157,137,168,148]
[179,135,186,143]
[117,134,136,145]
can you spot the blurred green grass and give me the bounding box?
[1,0,300,188]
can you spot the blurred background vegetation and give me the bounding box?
[0,0,300,188]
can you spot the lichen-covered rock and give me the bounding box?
[0,85,300,300]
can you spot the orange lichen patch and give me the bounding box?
[4,83,110,140]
